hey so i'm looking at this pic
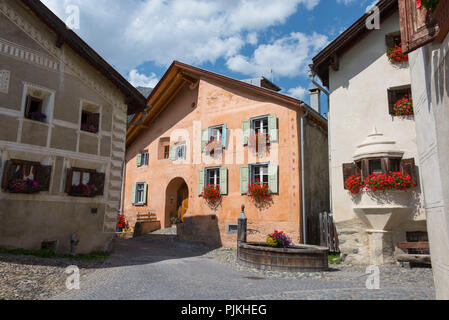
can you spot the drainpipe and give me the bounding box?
[301,108,309,244]
[309,65,332,217]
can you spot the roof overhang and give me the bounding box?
[311,0,397,87]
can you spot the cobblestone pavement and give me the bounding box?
[0,254,105,300]
[51,232,435,300]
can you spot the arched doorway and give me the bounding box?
[165,177,189,228]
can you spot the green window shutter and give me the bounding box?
[136,153,142,167]
[242,120,250,145]
[131,183,136,205]
[220,167,228,195]
[268,115,278,142]
[143,183,148,205]
[198,169,205,195]
[240,165,249,194]
[268,163,279,194]
[221,124,227,149]
[169,146,177,161]
[201,129,209,151]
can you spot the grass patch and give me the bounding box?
[0,247,109,261]
[328,253,341,265]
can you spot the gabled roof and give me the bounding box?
[19,0,146,115]
[311,0,397,87]
[127,61,327,146]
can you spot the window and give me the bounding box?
[141,152,149,166]
[174,143,186,161]
[137,152,149,167]
[251,164,269,185]
[198,167,228,195]
[206,167,220,186]
[65,168,105,197]
[209,125,223,142]
[252,117,269,135]
[136,183,146,205]
[369,160,383,175]
[387,86,412,115]
[385,31,402,51]
[0,70,10,94]
[132,182,147,206]
[158,138,171,160]
[240,163,278,194]
[22,84,54,123]
[1,159,52,193]
[80,101,100,134]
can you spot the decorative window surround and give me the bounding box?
[0,70,10,94]
[20,82,55,124]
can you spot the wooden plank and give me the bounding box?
[395,254,431,264]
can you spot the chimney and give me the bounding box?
[309,88,321,114]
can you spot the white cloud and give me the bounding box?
[287,86,308,100]
[226,32,328,78]
[42,0,320,76]
[128,69,159,88]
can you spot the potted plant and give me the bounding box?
[266,230,292,248]
[116,214,128,232]
[345,171,416,193]
[345,173,364,194]
[388,43,409,64]
[30,112,47,122]
[393,94,414,116]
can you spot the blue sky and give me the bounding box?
[43,0,378,115]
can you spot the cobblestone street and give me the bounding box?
[45,232,435,300]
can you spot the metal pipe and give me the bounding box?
[300,108,309,244]
[309,66,332,217]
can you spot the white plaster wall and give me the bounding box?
[329,12,425,224]
[409,31,449,300]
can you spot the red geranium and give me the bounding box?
[394,94,414,116]
[248,179,272,201]
[388,43,409,64]
[202,184,222,203]
[345,173,363,194]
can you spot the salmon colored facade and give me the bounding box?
[124,62,329,248]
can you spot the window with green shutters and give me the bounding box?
[136,152,149,167]
[242,115,278,145]
[136,153,142,167]
[241,163,278,194]
[132,182,147,206]
[198,167,228,195]
[202,124,228,150]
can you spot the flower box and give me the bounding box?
[69,184,98,197]
[81,124,99,134]
[30,112,47,123]
[248,133,270,153]
[345,171,417,194]
[388,43,409,64]
[7,178,40,194]
[248,180,272,202]
[203,139,222,154]
[202,184,221,203]
[394,95,414,116]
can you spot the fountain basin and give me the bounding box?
[237,242,329,272]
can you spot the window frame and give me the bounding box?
[158,138,171,160]
[208,125,223,142]
[141,151,149,166]
[175,143,187,161]
[250,115,269,135]
[206,167,221,187]
[135,182,146,205]
[250,162,270,186]
[387,85,412,116]
[21,83,55,124]
[80,100,101,134]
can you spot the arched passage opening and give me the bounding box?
[164,177,189,228]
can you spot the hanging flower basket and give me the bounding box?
[70,184,98,197]
[393,95,414,116]
[202,184,222,204]
[248,180,272,202]
[388,43,409,64]
[7,178,40,194]
[266,230,292,248]
[248,133,270,153]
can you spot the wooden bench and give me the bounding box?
[137,211,157,222]
[396,242,431,268]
